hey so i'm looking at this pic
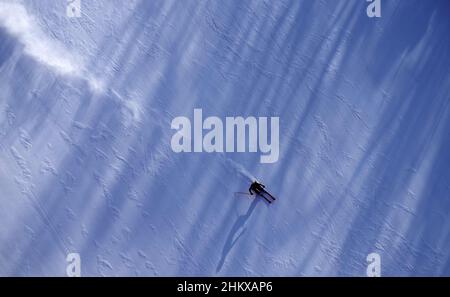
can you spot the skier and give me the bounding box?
[249,181,276,204]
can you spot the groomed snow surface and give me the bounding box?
[1,0,450,276]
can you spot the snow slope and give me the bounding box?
[1,0,450,276]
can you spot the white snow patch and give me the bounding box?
[123,100,142,123]
[87,76,106,94]
[0,1,81,75]
[110,89,142,125]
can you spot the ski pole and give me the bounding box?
[234,192,252,196]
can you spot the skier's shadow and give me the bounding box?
[216,197,259,273]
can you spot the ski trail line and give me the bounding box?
[218,153,256,182]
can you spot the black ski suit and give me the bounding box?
[249,182,265,195]
[249,182,276,203]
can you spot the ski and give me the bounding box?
[263,191,276,201]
